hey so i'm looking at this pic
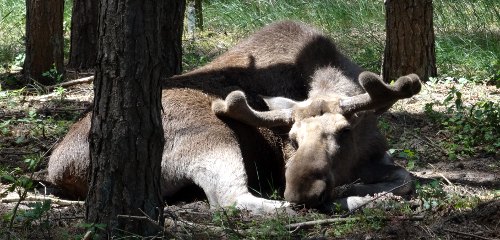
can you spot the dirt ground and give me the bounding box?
[0,75,498,239]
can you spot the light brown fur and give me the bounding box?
[47,21,418,211]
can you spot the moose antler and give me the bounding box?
[212,91,294,127]
[340,72,421,115]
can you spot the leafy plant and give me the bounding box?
[1,153,46,236]
[416,180,446,210]
[424,79,500,159]
[41,64,64,83]
[389,148,419,170]
[53,86,66,101]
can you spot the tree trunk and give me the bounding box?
[162,0,186,75]
[383,0,437,82]
[86,0,184,237]
[195,0,203,31]
[23,0,64,85]
[67,0,98,71]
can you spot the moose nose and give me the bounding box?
[284,179,327,207]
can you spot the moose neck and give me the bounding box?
[308,67,365,99]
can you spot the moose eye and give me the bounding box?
[290,138,299,149]
[336,127,351,140]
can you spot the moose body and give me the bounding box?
[47,21,420,213]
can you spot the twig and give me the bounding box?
[81,230,93,240]
[428,163,454,186]
[117,211,164,232]
[1,196,84,206]
[443,228,497,240]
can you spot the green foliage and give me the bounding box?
[389,149,419,170]
[0,0,72,74]
[42,64,64,83]
[212,206,294,239]
[0,87,25,108]
[76,222,107,240]
[416,180,446,210]
[16,200,52,226]
[424,79,500,159]
[0,0,25,70]
[212,205,241,228]
[416,180,481,211]
[53,86,67,101]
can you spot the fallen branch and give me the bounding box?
[45,76,94,91]
[25,76,94,92]
[286,217,360,231]
[286,215,424,232]
[1,196,84,206]
[164,217,247,237]
[443,228,497,240]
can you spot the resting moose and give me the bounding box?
[47,21,421,213]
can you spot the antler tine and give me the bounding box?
[212,91,294,127]
[340,71,421,115]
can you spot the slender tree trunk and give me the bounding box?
[195,0,203,31]
[67,0,98,71]
[383,0,437,82]
[23,0,64,85]
[186,0,201,40]
[86,0,183,237]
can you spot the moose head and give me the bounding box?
[213,69,421,207]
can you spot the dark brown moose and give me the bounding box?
[47,21,421,213]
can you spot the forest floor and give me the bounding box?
[0,73,498,239]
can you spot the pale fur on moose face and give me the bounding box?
[212,71,421,208]
[284,98,353,206]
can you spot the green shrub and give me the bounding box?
[425,79,500,159]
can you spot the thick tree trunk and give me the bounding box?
[162,1,186,76]
[67,0,98,71]
[86,0,184,237]
[383,0,437,82]
[23,0,64,85]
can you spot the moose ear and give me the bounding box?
[261,96,299,110]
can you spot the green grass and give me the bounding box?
[200,0,499,80]
[202,0,385,71]
[1,0,498,82]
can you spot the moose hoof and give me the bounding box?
[235,194,292,215]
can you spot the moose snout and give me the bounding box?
[284,178,328,207]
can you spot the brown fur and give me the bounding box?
[47,21,417,210]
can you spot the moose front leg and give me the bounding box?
[185,148,290,215]
[343,155,415,197]
[327,158,414,211]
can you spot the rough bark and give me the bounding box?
[86,0,184,237]
[67,0,98,71]
[383,0,437,82]
[23,0,64,85]
[162,0,186,75]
